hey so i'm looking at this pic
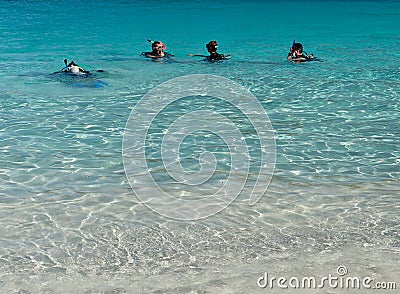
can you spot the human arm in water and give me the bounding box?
[187,54,209,57]
[289,53,320,62]
[141,51,174,59]
[142,52,163,58]
[188,53,231,60]
[207,53,231,61]
[288,55,308,62]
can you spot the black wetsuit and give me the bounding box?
[207,53,229,61]
[141,52,174,58]
[288,51,313,61]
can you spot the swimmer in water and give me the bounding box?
[62,59,88,74]
[188,40,231,61]
[287,40,319,62]
[142,39,174,59]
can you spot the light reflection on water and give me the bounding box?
[0,0,399,292]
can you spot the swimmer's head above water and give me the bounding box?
[151,41,166,57]
[206,40,218,54]
[142,39,173,59]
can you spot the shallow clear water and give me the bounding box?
[0,0,399,293]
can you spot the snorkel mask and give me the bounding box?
[149,39,167,51]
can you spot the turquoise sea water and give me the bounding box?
[0,0,399,293]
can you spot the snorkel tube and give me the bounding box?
[61,59,69,71]
[147,38,167,50]
[61,59,88,74]
[290,40,321,62]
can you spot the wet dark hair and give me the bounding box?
[206,40,218,49]
[152,41,162,47]
[293,43,303,50]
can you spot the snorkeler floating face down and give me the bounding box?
[63,60,87,74]
[69,65,80,73]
